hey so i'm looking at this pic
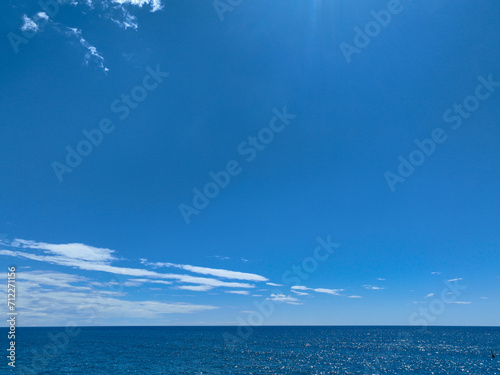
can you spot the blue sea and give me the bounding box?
[6,326,500,374]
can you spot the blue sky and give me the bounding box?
[1,0,499,327]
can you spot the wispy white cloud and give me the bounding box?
[291,290,309,296]
[81,38,108,72]
[447,278,463,282]
[452,301,471,304]
[177,285,214,292]
[291,285,344,296]
[37,12,49,21]
[225,290,250,295]
[314,288,343,295]
[211,255,230,260]
[27,291,216,325]
[431,272,442,275]
[348,295,362,299]
[123,280,143,287]
[123,278,173,287]
[13,239,115,262]
[363,285,384,290]
[425,293,435,298]
[291,285,308,291]
[266,282,283,287]
[267,294,302,305]
[64,28,108,72]
[131,278,172,285]
[112,0,163,12]
[16,270,91,291]
[142,260,268,282]
[19,12,49,34]
[108,7,139,29]
[21,15,39,32]
[377,278,386,281]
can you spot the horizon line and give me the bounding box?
[2,324,499,328]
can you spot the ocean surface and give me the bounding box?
[5,326,500,374]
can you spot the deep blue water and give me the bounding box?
[4,326,500,374]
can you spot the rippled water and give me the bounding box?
[8,326,500,374]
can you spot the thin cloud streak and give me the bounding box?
[291,285,344,296]
[13,239,115,262]
[363,285,384,290]
[267,294,302,305]
[142,260,268,282]
[225,290,250,295]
